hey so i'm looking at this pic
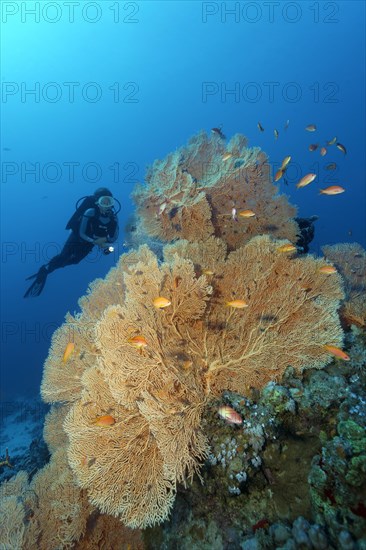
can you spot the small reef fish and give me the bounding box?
[325,163,337,170]
[252,518,270,532]
[305,124,317,131]
[231,207,238,221]
[280,156,291,170]
[319,266,337,274]
[277,243,297,253]
[320,147,327,156]
[324,345,350,361]
[63,342,75,363]
[158,202,167,215]
[211,127,226,139]
[327,137,337,145]
[127,335,148,349]
[274,129,279,140]
[91,415,116,427]
[173,276,182,288]
[218,405,243,425]
[336,143,347,154]
[319,186,345,195]
[296,173,317,188]
[202,269,214,276]
[0,448,13,469]
[226,299,249,308]
[257,122,264,132]
[274,169,283,182]
[309,144,318,152]
[153,296,171,309]
[284,119,290,130]
[222,152,232,162]
[239,209,256,218]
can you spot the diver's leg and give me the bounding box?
[47,234,93,270]
[24,234,76,297]
[45,233,77,273]
[24,234,93,297]
[69,240,94,264]
[24,265,49,298]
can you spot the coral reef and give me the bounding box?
[0,398,49,485]
[0,448,144,549]
[132,131,299,250]
[35,233,343,532]
[322,242,366,328]
[146,327,365,548]
[2,132,365,549]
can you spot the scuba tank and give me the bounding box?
[65,196,96,232]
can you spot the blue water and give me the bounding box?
[1,0,365,400]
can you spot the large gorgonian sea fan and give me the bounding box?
[132,131,299,250]
[40,235,345,529]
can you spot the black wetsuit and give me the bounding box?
[47,208,118,273]
[24,207,118,297]
[295,217,316,254]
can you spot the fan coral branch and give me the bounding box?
[132,131,298,249]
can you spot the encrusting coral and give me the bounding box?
[132,131,299,250]
[322,242,366,328]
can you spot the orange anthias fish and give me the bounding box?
[306,124,317,131]
[277,243,297,253]
[280,156,291,170]
[319,265,337,274]
[319,186,345,195]
[296,173,317,188]
[91,415,116,427]
[63,342,75,363]
[153,296,171,309]
[309,144,319,152]
[274,169,284,182]
[181,360,193,371]
[127,335,148,349]
[218,405,243,425]
[239,209,256,218]
[320,147,327,156]
[226,299,249,308]
[327,136,337,145]
[324,345,350,361]
[222,152,233,162]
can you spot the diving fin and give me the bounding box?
[24,266,49,298]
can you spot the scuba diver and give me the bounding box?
[295,215,318,253]
[24,187,120,298]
